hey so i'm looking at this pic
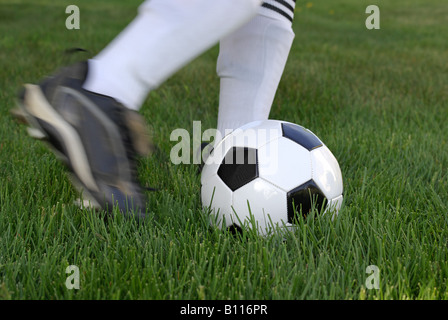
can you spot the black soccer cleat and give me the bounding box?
[13,61,153,219]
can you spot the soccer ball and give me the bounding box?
[200,120,343,236]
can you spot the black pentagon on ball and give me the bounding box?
[281,122,323,151]
[287,180,327,222]
[227,223,244,235]
[217,147,258,191]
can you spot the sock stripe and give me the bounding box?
[261,2,294,22]
[273,0,295,14]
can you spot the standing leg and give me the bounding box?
[216,0,296,139]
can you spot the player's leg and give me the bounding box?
[84,0,263,110]
[215,0,296,140]
[15,0,263,218]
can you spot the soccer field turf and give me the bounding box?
[0,0,447,300]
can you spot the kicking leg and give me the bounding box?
[84,0,263,110]
[15,0,263,218]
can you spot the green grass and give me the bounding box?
[0,0,447,300]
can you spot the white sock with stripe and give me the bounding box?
[216,1,296,140]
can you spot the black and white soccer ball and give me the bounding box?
[200,120,343,236]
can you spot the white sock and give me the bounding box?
[216,1,295,140]
[83,0,263,110]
